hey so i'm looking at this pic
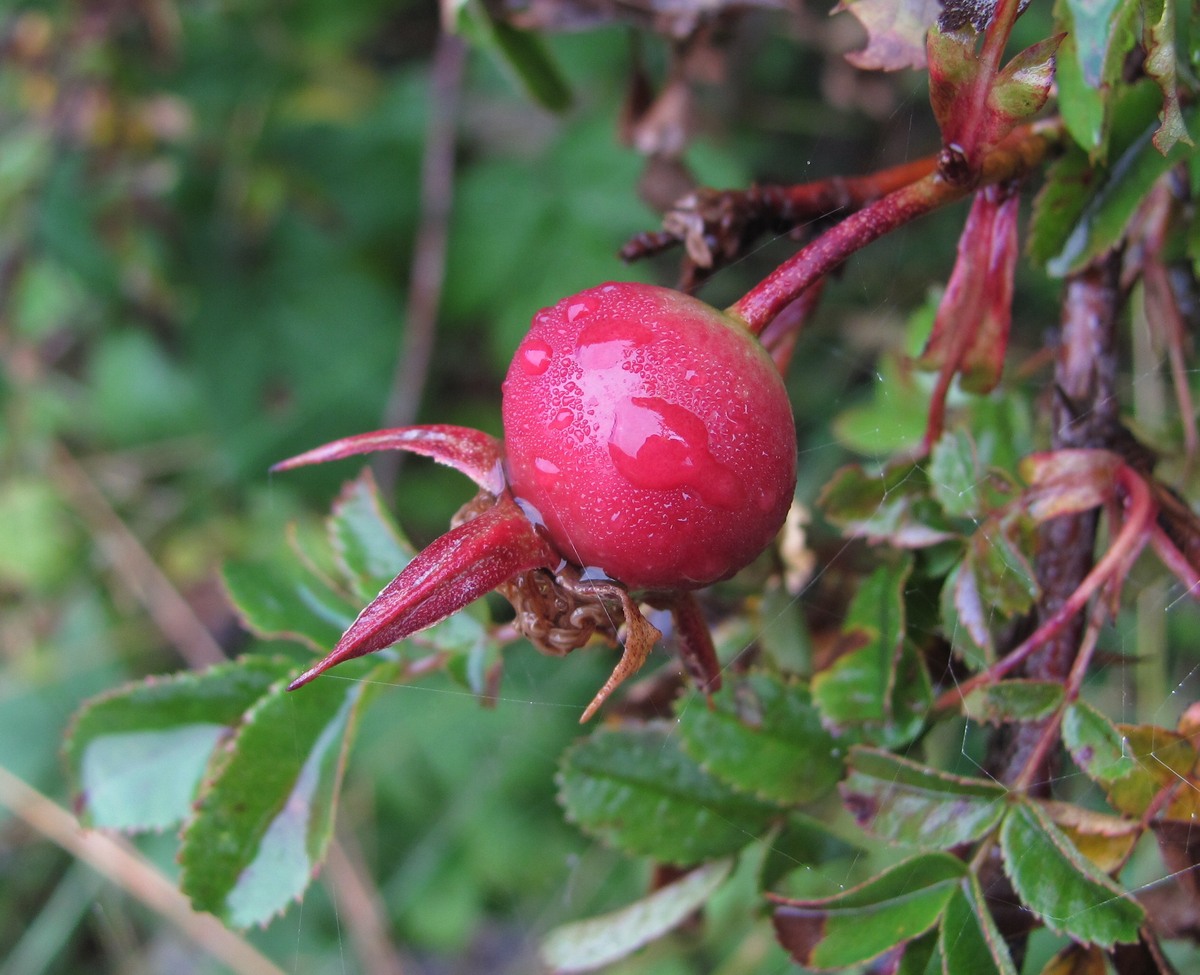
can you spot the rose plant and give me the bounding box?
[60,0,1200,971]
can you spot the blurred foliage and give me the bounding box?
[5,0,1200,973]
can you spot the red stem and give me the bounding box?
[727,124,1057,335]
[957,0,1025,166]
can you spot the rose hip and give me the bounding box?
[503,282,796,590]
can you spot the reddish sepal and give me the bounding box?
[919,183,1019,448]
[288,495,557,690]
[272,425,506,495]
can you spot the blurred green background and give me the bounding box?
[0,1,1084,972]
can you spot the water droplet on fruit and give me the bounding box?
[534,457,560,476]
[566,295,600,322]
[519,338,553,376]
[514,496,546,529]
[607,396,747,509]
[684,368,703,386]
[575,319,653,370]
[548,408,574,431]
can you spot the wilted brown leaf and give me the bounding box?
[834,0,940,71]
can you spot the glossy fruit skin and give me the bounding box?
[502,282,796,591]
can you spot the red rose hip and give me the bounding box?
[502,282,797,590]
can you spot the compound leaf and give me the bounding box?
[962,680,1064,725]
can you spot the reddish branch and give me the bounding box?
[620,155,937,287]
[727,123,1058,336]
[378,33,465,492]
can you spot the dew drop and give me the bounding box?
[566,295,601,322]
[518,338,553,376]
[548,408,575,431]
[575,319,654,369]
[535,457,560,475]
[684,368,703,386]
[607,396,747,509]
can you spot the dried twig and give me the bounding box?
[378,32,466,493]
[324,836,407,975]
[0,763,284,975]
[49,444,225,669]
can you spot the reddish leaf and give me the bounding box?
[1019,449,1122,522]
[835,0,941,71]
[1040,942,1108,975]
[927,26,979,138]
[272,424,506,495]
[918,185,1018,445]
[984,35,1062,143]
[288,496,556,690]
[920,185,1017,392]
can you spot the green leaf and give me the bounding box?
[771,852,965,969]
[958,511,1038,621]
[1061,701,1139,785]
[1054,31,1107,158]
[1061,0,1132,85]
[0,478,77,592]
[676,673,842,806]
[456,0,571,112]
[840,747,1007,849]
[1047,104,1200,277]
[1054,0,1141,157]
[179,656,392,927]
[64,656,298,831]
[813,558,930,746]
[999,801,1143,947]
[489,21,572,113]
[942,564,990,663]
[962,680,1064,725]
[929,429,983,517]
[832,353,931,457]
[557,723,777,865]
[1063,708,1200,817]
[540,858,733,973]
[1028,145,1093,267]
[222,558,357,651]
[328,469,413,600]
[987,36,1060,132]
[1097,723,1196,818]
[820,461,956,549]
[939,875,1018,975]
